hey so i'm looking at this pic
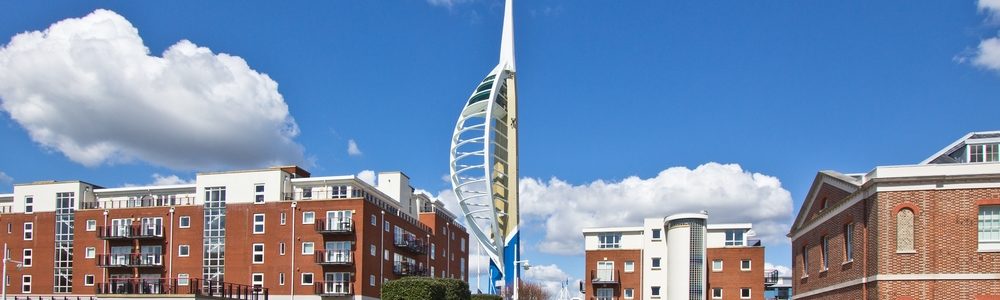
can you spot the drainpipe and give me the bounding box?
[169,207,175,279]
[380,211,385,287]
[861,198,868,300]
[103,210,109,283]
[291,201,297,300]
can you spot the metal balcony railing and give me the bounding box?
[316,219,353,234]
[97,278,269,300]
[394,236,426,254]
[315,282,353,296]
[96,253,164,268]
[590,269,619,284]
[81,196,196,210]
[98,225,164,239]
[315,250,353,265]
[764,269,780,286]
[392,262,427,276]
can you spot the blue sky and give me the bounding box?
[2,0,1000,296]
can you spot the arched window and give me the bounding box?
[896,208,915,253]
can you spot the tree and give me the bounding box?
[501,281,551,300]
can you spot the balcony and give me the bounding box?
[316,219,353,234]
[98,225,164,240]
[590,269,619,284]
[97,253,164,268]
[315,282,353,296]
[764,269,779,286]
[394,236,426,254]
[393,261,427,276]
[97,278,269,300]
[315,250,353,266]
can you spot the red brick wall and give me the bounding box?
[584,249,642,300]
[0,212,52,294]
[793,198,868,297]
[707,247,765,300]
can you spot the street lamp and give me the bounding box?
[2,243,25,300]
[511,259,530,300]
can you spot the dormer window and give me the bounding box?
[969,143,999,163]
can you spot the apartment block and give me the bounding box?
[582,213,776,300]
[0,166,469,300]
[788,131,1000,299]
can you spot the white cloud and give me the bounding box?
[426,0,472,9]
[981,0,1000,14]
[0,9,304,170]
[150,173,194,186]
[765,262,792,277]
[347,139,363,156]
[972,37,1000,71]
[524,264,579,299]
[357,170,376,185]
[0,171,12,191]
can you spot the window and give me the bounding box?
[254,184,265,203]
[712,288,723,299]
[970,143,1000,162]
[725,229,744,246]
[21,275,30,293]
[624,288,634,299]
[303,211,315,224]
[897,209,915,253]
[596,261,614,282]
[461,238,466,252]
[741,259,751,271]
[177,274,190,286]
[801,244,809,276]
[844,223,855,262]
[85,247,95,259]
[301,273,314,285]
[179,216,191,228]
[251,273,264,288]
[369,275,375,286]
[431,243,436,259]
[651,286,661,297]
[253,214,265,234]
[86,220,97,231]
[598,233,622,249]
[179,245,190,257]
[741,288,751,299]
[384,220,390,232]
[84,274,95,286]
[280,242,286,255]
[279,272,285,285]
[22,249,31,267]
[23,222,32,240]
[596,288,614,300]
[370,244,376,256]
[280,212,286,225]
[253,244,264,263]
[712,259,723,271]
[302,187,313,199]
[302,242,315,254]
[624,260,635,273]
[24,196,32,213]
[980,206,1000,251]
[651,257,661,269]
[821,235,829,270]
[652,228,662,239]
[384,250,389,261]
[371,214,376,226]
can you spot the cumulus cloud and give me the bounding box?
[151,173,194,186]
[426,0,472,9]
[0,171,12,191]
[357,170,376,185]
[524,264,580,299]
[765,262,792,277]
[347,139,363,156]
[0,9,304,170]
[972,38,1000,71]
[982,0,1000,14]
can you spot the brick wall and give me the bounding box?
[707,246,765,300]
[585,249,642,299]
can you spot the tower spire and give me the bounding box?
[499,0,516,71]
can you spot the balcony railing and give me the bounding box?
[316,219,353,234]
[315,250,353,265]
[590,269,619,284]
[392,262,427,276]
[81,196,196,210]
[98,225,164,240]
[764,269,779,286]
[97,253,164,268]
[315,282,353,296]
[0,205,12,214]
[394,236,426,254]
[97,278,269,300]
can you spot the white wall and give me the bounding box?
[196,169,284,204]
[583,229,643,250]
[12,181,94,213]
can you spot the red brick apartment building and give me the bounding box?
[788,131,1000,300]
[582,213,778,300]
[0,166,469,300]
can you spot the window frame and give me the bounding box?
[712,287,723,299]
[23,222,32,240]
[179,216,191,228]
[821,235,829,271]
[23,196,33,214]
[280,212,287,225]
[624,260,635,273]
[179,245,190,257]
[624,288,635,299]
[21,275,30,293]
[301,273,314,285]
[86,220,97,232]
[651,286,661,297]
[85,247,95,259]
[740,288,751,299]
[741,259,751,271]
[651,228,662,240]
[302,242,315,255]
[252,243,265,264]
[251,273,264,288]
[844,223,855,262]
[712,259,723,272]
[597,233,622,249]
[302,211,315,225]
[979,205,1000,251]
[253,213,266,234]
[22,249,32,267]
[254,184,265,204]
[177,274,190,286]
[725,229,745,246]
[651,257,661,269]
[84,274,95,286]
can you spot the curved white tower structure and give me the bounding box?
[449,0,519,294]
[665,213,708,300]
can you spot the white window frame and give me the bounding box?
[251,273,264,287]
[624,288,635,299]
[302,242,315,255]
[844,223,855,262]
[280,212,286,225]
[303,211,315,225]
[254,184,265,204]
[253,243,265,264]
[84,274,95,286]
[651,257,661,269]
[741,288,751,299]
[651,228,662,240]
[177,274,190,286]
[725,229,745,246]
[596,261,614,282]
[179,245,190,257]
[21,275,30,293]
[596,288,614,300]
[741,259,752,271]
[371,214,376,226]
[979,205,1000,251]
[301,273,314,285]
[369,275,375,286]
[179,216,191,228]
[280,242,286,256]
[253,214,265,234]
[23,196,32,214]
[22,249,31,267]
[651,286,661,297]
[802,244,810,277]
[370,244,376,256]
[86,220,97,232]
[598,233,622,249]
[384,220,390,232]
[712,288,723,299]
[712,259,723,272]
[624,260,635,273]
[85,247,95,259]
[23,222,32,240]
[279,272,285,285]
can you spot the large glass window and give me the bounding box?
[980,206,1000,251]
[203,187,227,283]
[53,192,74,293]
[725,230,744,246]
[596,288,614,300]
[598,233,621,249]
[596,261,614,282]
[970,143,1000,163]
